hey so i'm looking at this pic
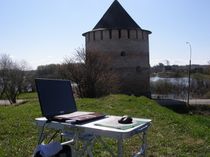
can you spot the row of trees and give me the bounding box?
[0,49,119,103]
[1,51,210,104]
[34,49,119,98]
[152,61,210,76]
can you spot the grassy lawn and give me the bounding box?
[0,93,210,157]
[192,73,210,80]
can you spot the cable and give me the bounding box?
[37,120,50,145]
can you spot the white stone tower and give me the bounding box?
[83,0,152,97]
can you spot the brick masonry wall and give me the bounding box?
[83,29,151,96]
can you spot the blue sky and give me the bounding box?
[0,0,210,69]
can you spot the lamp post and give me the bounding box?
[186,42,192,107]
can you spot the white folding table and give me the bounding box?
[35,115,151,157]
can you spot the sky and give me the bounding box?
[0,0,210,69]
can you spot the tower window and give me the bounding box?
[109,30,112,39]
[136,30,138,39]
[93,32,95,40]
[127,30,130,39]
[120,51,126,57]
[88,33,90,41]
[142,31,144,40]
[119,29,121,39]
[101,31,103,40]
[136,66,142,72]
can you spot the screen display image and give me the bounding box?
[35,79,77,118]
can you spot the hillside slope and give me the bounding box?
[0,94,209,156]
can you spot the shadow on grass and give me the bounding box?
[154,99,189,114]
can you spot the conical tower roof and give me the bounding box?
[93,0,141,30]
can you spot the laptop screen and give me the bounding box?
[35,79,77,118]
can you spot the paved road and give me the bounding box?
[176,99,210,105]
[189,99,210,105]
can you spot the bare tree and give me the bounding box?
[0,54,27,104]
[61,48,119,98]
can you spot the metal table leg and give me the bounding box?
[117,137,123,157]
[132,128,149,157]
[142,131,147,157]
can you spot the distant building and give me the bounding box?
[83,0,152,97]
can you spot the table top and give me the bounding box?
[35,115,151,139]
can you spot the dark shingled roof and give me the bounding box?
[93,0,141,30]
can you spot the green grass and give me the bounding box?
[192,73,210,80]
[0,93,210,157]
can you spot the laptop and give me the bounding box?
[35,78,105,124]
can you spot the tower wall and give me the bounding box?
[83,29,151,97]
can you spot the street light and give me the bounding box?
[186,42,192,107]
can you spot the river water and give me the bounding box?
[150,76,210,99]
[150,76,189,86]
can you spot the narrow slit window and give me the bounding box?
[119,29,121,39]
[142,31,144,40]
[120,51,126,57]
[93,32,95,40]
[127,30,130,39]
[136,30,138,39]
[109,30,112,39]
[136,66,142,72]
[88,33,90,41]
[101,31,103,40]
